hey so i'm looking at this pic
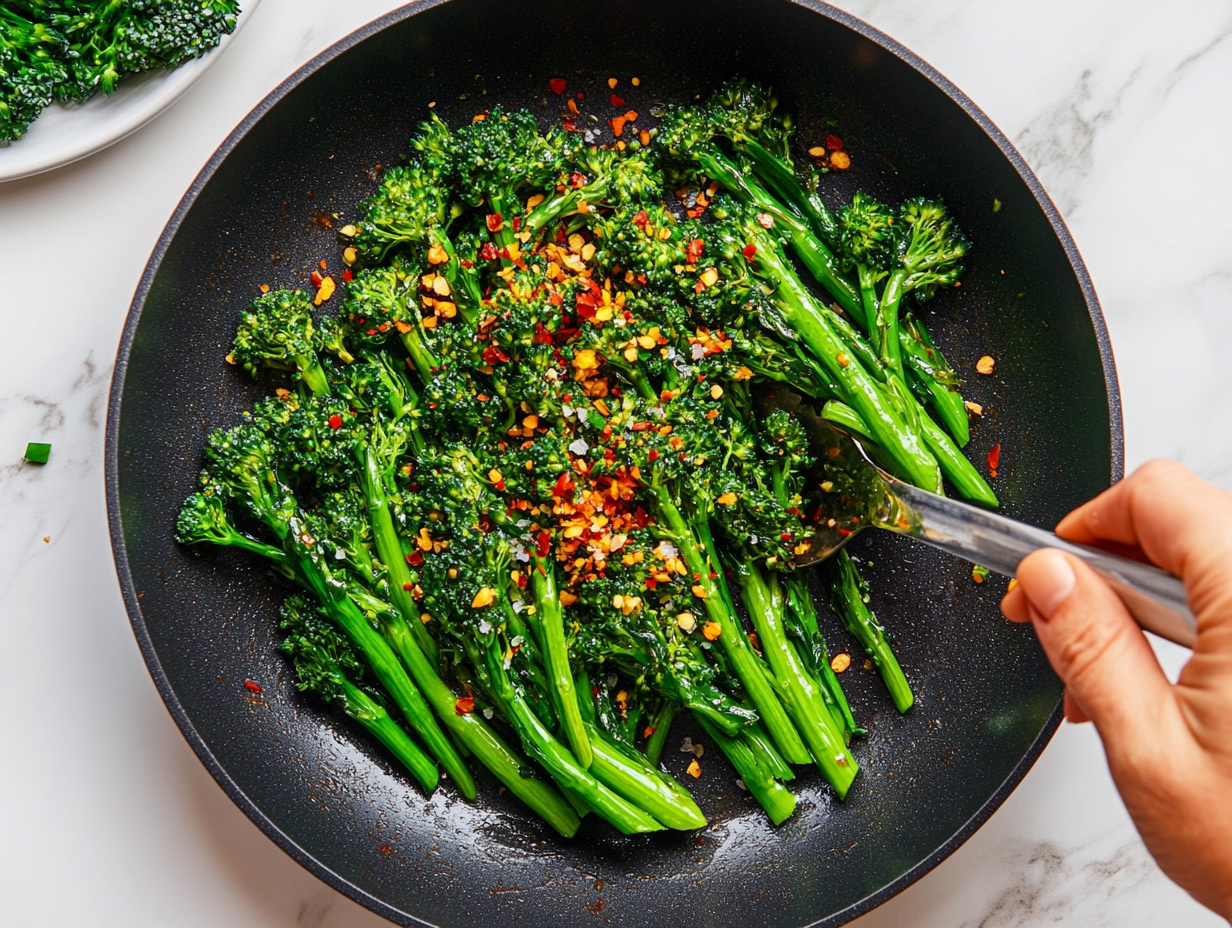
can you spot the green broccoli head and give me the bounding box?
[231,289,319,378]
[449,107,557,207]
[340,258,421,350]
[203,421,297,533]
[651,104,718,164]
[278,595,369,706]
[0,8,69,139]
[838,191,896,272]
[591,203,687,289]
[708,78,793,162]
[895,197,970,298]
[175,485,239,547]
[355,163,453,263]
[409,111,454,182]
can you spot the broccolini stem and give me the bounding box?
[531,554,593,768]
[649,486,811,765]
[900,318,969,446]
[584,723,707,830]
[736,137,840,246]
[829,551,913,713]
[337,676,440,793]
[694,713,797,825]
[360,448,440,663]
[483,641,663,834]
[737,562,858,798]
[783,573,862,739]
[644,702,676,767]
[352,589,578,835]
[698,148,861,315]
[758,245,942,492]
[293,353,332,396]
[821,399,996,507]
[286,541,474,792]
[876,270,908,378]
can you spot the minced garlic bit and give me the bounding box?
[965,400,983,416]
[829,150,851,170]
[702,621,722,641]
[976,355,995,375]
[830,652,852,673]
[691,584,709,599]
[313,276,336,306]
[676,612,697,632]
[686,759,702,778]
[471,587,496,608]
[716,492,737,505]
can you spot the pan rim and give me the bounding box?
[104,2,1123,926]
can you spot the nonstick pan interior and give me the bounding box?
[107,1,1121,925]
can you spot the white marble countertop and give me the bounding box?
[1,1,1227,925]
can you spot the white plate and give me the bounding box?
[0,0,260,183]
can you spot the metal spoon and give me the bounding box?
[791,423,1196,649]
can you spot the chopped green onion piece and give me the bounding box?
[24,442,51,465]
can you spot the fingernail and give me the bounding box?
[1023,550,1076,620]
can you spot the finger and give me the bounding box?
[1017,549,1174,759]
[1056,460,1232,582]
[1063,689,1090,724]
[1000,582,1029,623]
[1055,461,1232,642]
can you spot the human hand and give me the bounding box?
[1000,460,1232,920]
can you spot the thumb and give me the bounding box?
[1017,549,1174,755]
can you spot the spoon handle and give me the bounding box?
[890,481,1197,648]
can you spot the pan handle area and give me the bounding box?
[889,481,1197,649]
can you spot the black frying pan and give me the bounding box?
[105,1,1121,925]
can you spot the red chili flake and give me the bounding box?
[328,414,343,430]
[644,578,658,590]
[478,513,494,533]
[780,533,792,541]
[825,134,844,150]
[742,243,757,260]
[310,270,323,287]
[486,213,503,232]
[480,242,499,261]
[648,448,659,462]
[461,259,474,269]
[533,323,553,345]
[644,726,657,738]
[341,268,354,282]
[686,238,705,264]
[561,117,578,133]
[402,582,414,591]
[243,680,263,694]
[454,696,476,715]
[549,78,567,95]
[481,345,510,365]
[516,573,527,588]
[988,443,1001,478]
[548,292,563,306]
[377,844,392,856]
[569,172,587,189]
[552,473,576,499]
[535,530,552,558]
[603,448,615,463]
[405,550,424,566]
[631,210,650,228]
[610,94,625,107]
[837,527,852,537]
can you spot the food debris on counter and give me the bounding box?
[24,442,51,464]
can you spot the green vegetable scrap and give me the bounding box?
[1,1,242,142]
[177,78,1000,834]
[24,442,51,464]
